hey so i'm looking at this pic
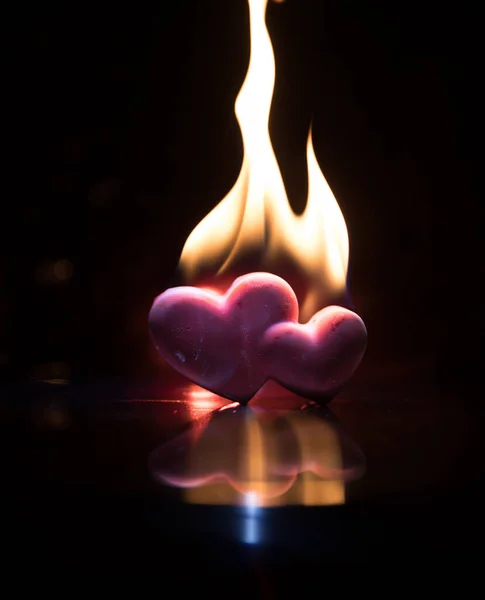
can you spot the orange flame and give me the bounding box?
[179,0,349,322]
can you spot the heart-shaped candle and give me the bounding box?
[149,273,366,404]
[261,305,367,402]
[149,273,298,403]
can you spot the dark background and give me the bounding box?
[2,0,482,386]
[1,0,484,577]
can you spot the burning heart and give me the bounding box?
[149,273,298,403]
[149,273,367,404]
[260,305,367,402]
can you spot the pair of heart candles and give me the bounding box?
[149,273,366,405]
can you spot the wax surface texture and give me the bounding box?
[149,272,366,404]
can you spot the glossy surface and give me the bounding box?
[150,402,365,507]
[1,373,484,574]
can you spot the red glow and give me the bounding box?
[185,384,230,416]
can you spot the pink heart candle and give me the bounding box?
[149,273,297,403]
[149,273,366,405]
[261,305,367,402]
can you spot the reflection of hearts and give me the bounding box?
[149,405,365,506]
[149,273,298,403]
[150,407,298,499]
[261,306,367,402]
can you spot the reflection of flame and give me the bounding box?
[149,405,365,507]
[179,0,349,322]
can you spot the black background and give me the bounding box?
[3,0,483,384]
[1,0,484,577]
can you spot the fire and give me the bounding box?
[179,0,349,322]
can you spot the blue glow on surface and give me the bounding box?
[241,492,261,545]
